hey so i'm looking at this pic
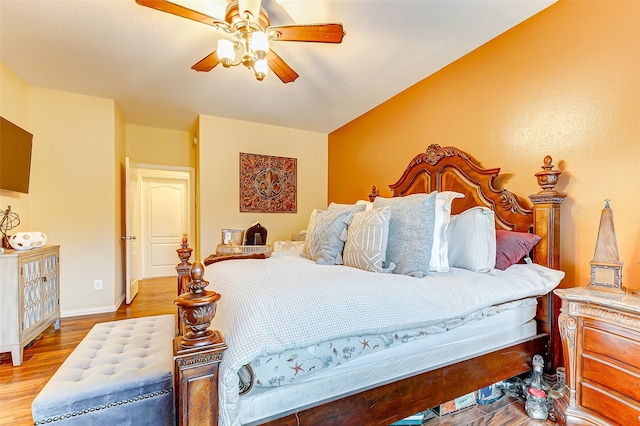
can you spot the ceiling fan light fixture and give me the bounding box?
[251,31,269,60]
[254,59,268,81]
[135,0,345,83]
[217,39,235,67]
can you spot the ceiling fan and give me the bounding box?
[135,0,345,83]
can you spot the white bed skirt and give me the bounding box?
[238,301,537,425]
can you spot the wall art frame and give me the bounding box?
[239,152,297,213]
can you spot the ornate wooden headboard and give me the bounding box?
[371,144,566,372]
[387,145,534,231]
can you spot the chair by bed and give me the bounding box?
[175,144,566,426]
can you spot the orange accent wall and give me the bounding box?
[328,0,640,290]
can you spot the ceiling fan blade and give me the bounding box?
[135,0,226,27]
[238,0,262,22]
[269,23,345,43]
[266,50,298,83]
[191,51,221,72]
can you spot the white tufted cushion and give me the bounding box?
[32,315,175,425]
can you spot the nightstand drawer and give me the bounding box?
[582,382,640,425]
[584,325,640,370]
[583,355,640,403]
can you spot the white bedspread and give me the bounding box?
[207,250,564,426]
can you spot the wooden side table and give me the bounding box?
[555,287,640,425]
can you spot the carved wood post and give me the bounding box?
[529,155,566,374]
[176,235,193,336]
[176,235,193,295]
[557,312,577,408]
[173,261,227,426]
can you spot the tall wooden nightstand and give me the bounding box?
[555,287,640,425]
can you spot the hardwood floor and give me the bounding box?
[0,276,555,426]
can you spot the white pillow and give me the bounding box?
[446,206,496,272]
[372,192,437,277]
[343,206,395,273]
[327,202,367,213]
[429,191,465,272]
[274,240,305,252]
[355,200,374,211]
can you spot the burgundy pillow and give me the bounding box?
[495,230,542,270]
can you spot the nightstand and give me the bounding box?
[555,287,640,425]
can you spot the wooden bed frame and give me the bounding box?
[173,144,565,426]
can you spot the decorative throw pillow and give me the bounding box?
[343,206,396,273]
[495,230,542,270]
[372,192,437,277]
[301,209,321,259]
[446,207,496,272]
[429,191,465,272]
[306,210,353,265]
[327,202,367,213]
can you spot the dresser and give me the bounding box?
[0,245,60,366]
[555,287,640,426]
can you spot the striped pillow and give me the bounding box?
[446,207,496,272]
[343,206,395,273]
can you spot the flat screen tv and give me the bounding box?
[1,116,33,194]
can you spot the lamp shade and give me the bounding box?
[251,31,269,59]
[254,59,268,80]
[217,39,235,65]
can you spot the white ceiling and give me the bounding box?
[0,0,556,133]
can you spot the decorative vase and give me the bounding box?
[525,388,549,420]
[32,232,47,247]
[8,232,47,250]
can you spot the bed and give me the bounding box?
[176,144,566,426]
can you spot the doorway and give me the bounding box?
[131,165,194,280]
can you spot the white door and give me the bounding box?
[140,173,190,278]
[124,157,140,304]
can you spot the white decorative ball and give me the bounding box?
[9,232,47,250]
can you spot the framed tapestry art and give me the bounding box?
[240,153,297,213]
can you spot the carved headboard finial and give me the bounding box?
[177,234,193,266]
[535,155,562,194]
[174,261,221,348]
[368,186,380,202]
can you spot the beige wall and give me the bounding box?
[198,115,327,259]
[0,63,31,229]
[28,88,120,315]
[328,0,640,290]
[1,65,328,315]
[125,124,196,168]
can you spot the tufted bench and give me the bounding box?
[32,315,176,425]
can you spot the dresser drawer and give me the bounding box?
[583,354,640,402]
[582,382,640,425]
[584,325,640,370]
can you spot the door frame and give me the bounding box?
[129,163,195,281]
